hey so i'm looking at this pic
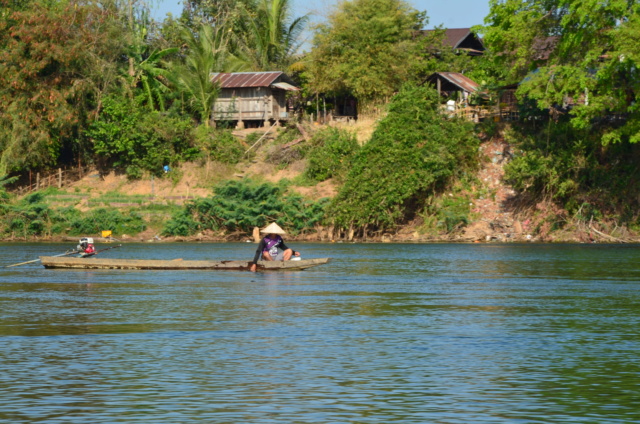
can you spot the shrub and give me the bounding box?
[327,83,478,234]
[85,95,195,178]
[195,127,244,164]
[304,128,360,183]
[60,207,147,236]
[162,179,329,236]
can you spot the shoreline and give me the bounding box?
[1,232,637,244]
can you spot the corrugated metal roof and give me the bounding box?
[271,82,300,91]
[211,72,287,88]
[430,72,480,93]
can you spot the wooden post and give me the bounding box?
[58,168,62,188]
[323,98,326,123]
[36,172,40,190]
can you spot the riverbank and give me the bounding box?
[3,121,638,245]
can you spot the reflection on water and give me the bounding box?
[1,242,639,423]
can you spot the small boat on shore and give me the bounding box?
[39,256,330,271]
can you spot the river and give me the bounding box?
[0,242,639,423]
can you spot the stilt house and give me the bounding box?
[211,72,300,128]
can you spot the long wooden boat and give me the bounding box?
[39,256,330,271]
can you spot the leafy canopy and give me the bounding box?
[308,0,427,112]
[480,0,640,144]
[233,0,308,71]
[0,0,127,174]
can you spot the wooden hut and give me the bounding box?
[211,72,300,128]
[424,72,481,103]
[423,72,486,121]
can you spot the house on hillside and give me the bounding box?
[424,72,481,103]
[422,28,486,56]
[211,71,300,128]
[423,72,487,121]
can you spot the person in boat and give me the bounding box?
[250,223,300,272]
[76,237,96,257]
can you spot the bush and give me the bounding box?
[327,83,478,234]
[85,95,195,178]
[162,179,329,236]
[59,207,147,236]
[0,192,54,237]
[195,127,244,164]
[304,128,360,183]
[504,119,640,223]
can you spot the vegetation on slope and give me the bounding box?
[327,84,478,237]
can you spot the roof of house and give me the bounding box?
[210,72,299,90]
[425,72,481,93]
[422,28,485,54]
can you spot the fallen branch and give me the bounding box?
[589,224,629,243]
[244,121,279,156]
[296,123,310,141]
[281,137,304,150]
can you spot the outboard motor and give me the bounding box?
[77,237,95,254]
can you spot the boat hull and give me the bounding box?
[39,256,330,271]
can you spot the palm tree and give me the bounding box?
[173,24,230,127]
[234,0,308,71]
[126,25,178,111]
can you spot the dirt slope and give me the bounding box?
[63,122,532,242]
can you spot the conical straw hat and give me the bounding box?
[260,222,286,234]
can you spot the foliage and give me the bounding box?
[0,189,147,237]
[172,23,229,127]
[233,0,308,71]
[194,127,245,164]
[85,95,195,178]
[61,207,147,236]
[433,195,472,233]
[180,0,255,29]
[480,0,640,144]
[162,179,328,236]
[124,22,178,112]
[304,128,360,183]
[0,0,127,174]
[0,174,17,204]
[308,0,427,112]
[504,120,640,221]
[0,192,51,238]
[327,83,478,234]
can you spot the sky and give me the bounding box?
[149,0,491,30]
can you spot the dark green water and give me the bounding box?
[0,242,639,423]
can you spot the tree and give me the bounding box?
[233,0,308,71]
[172,24,230,127]
[125,23,178,111]
[480,0,640,144]
[308,0,427,113]
[0,0,127,175]
[181,0,255,27]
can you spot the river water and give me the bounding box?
[0,242,639,423]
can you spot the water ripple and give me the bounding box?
[1,242,640,423]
